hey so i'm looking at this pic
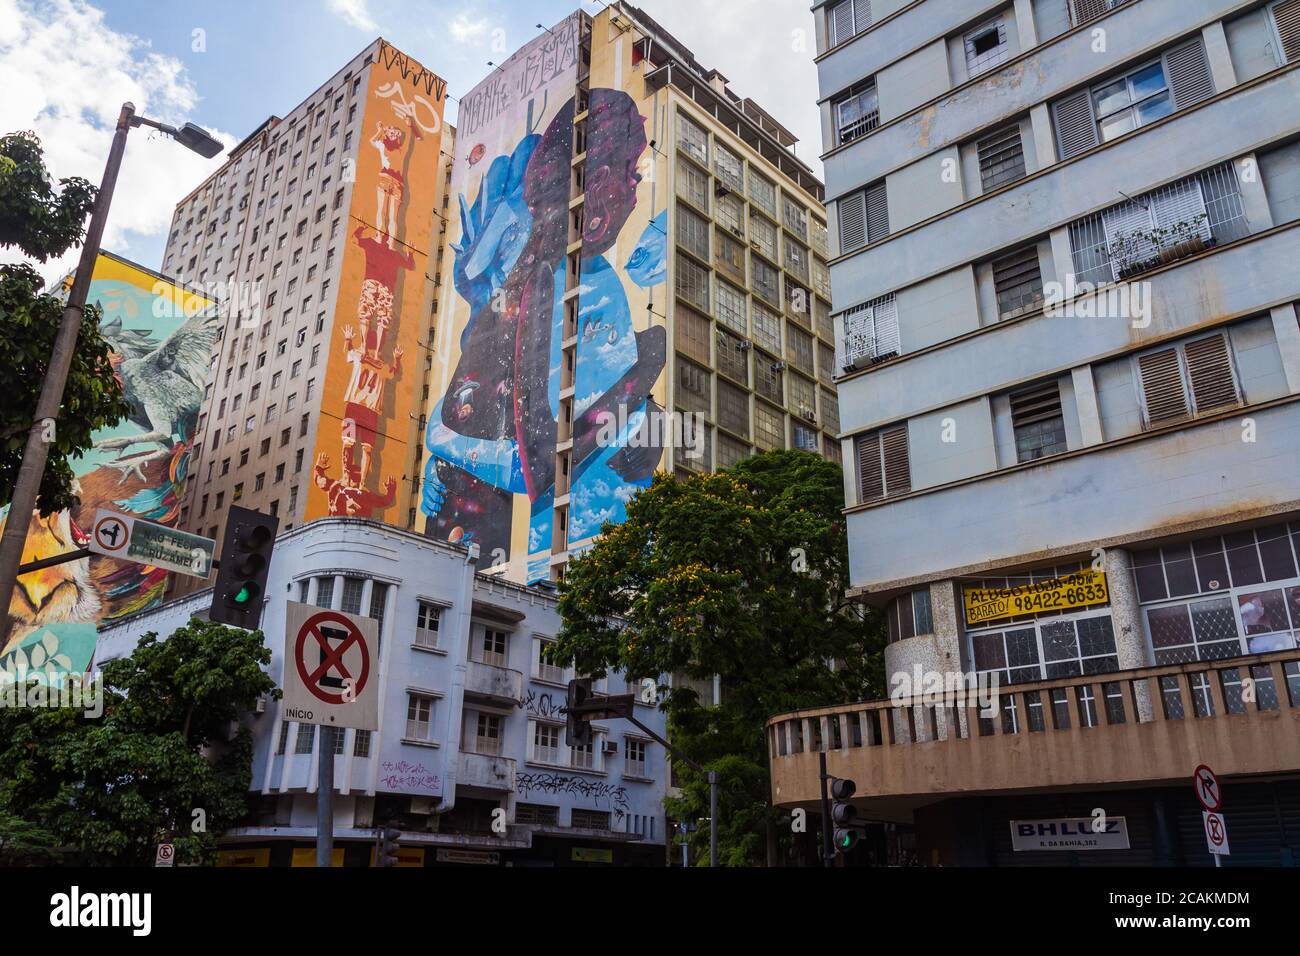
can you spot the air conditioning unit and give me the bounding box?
[738,340,752,351]
[801,409,817,423]
[730,227,743,238]
[602,741,620,755]
[772,360,787,371]
[714,183,731,197]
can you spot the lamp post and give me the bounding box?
[0,103,222,646]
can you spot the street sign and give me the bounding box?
[155,843,175,867]
[89,508,215,579]
[1193,764,1222,812]
[281,601,378,731]
[1203,811,1230,856]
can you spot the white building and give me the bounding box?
[96,518,668,867]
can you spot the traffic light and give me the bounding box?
[376,823,401,868]
[565,677,592,747]
[830,777,861,854]
[209,505,279,629]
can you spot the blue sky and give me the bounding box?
[1,0,820,280]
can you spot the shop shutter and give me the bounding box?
[1138,346,1190,425]
[1184,334,1239,412]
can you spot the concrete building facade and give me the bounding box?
[768,0,1300,865]
[96,519,668,867]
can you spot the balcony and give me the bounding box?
[463,659,524,706]
[459,751,516,791]
[768,651,1300,823]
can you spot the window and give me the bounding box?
[717,378,750,436]
[751,256,780,306]
[675,304,711,364]
[677,112,708,165]
[340,576,364,614]
[294,722,315,754]
[276,721,290,755]
[835,82,879,145]
[753,400,784,451]
[1053,40,1214,159]
[828,0,872,47]
[1270,0,1300,64]
[748,171,777,217]
[353,730,371,758]
[475,713,502,755]
[481,627,508,667]
[1010,381,1068,462]
[786,325,814,375]
[840,293,899,368]
[676,358,711,416]
[406,694,435,741]
[536,638,566,684]
[314,575,334,609]
[991,244,1043,317]
[715,281,747,334]
[837,182,888,252]
[416,601,441,648]
[783,195,808,240]
[533,722,562,765]
[855,425,910,503]
[752,303,782,354]
[964,19,1009,78]
[714,143,743,191]
[676,203,709,259]
[1068,0,1134,27]
[516,803,559,825]
[1136,332,1240,427]
[676,156,709,212]
[888,589,934,643]
[624,738,648,778]
[570,736,596,771]
[977,124,1026,192]
[571,808,610,830]
[675,253,710,309]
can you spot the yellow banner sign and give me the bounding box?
[964,569,1109,626]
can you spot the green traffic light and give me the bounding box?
[839,833,852,848]
[234,585,252,605]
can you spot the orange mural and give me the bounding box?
[307,42,447,521]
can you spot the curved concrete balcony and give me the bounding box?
[768,650,1300,823]
[463,660,524,706]
[459,751,517,791]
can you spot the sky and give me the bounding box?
[0,0,823,283]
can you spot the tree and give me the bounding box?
[0,130,130,515]
[553,450,886,865]
[0,618,279,865]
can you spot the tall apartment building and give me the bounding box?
[770,0,1300,865]
[95,520,669,867]
[418,5,833,585]
[162,39,455,596]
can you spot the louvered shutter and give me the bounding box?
[872,295,900,358]
[838,190,866,251]
[830,0,854,46]
[1273,0,1300,63]
[1103,200,1157,278]
[881,426,911,496]
[1138,347,1190,425]
[1152,179,1211,244]
[865,183,889,242]
[856,431,884,503]
[1164,39,1215,109]
[1053,89,1099,159]
[854,0,873,35]
[1184,334,1239,413]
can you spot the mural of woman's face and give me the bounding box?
[581,89,647,255]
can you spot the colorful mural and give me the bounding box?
[306,42,447,522]
[0,252,217,679]
[422,14,669,582]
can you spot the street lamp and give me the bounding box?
[0,103,223,645]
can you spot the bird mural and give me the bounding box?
[94,307,221,482]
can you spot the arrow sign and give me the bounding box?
[281,602,379,731]
[89,508,215,579]
[1193,764,1222,812]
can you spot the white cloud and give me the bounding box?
[328,0,378,33]
[449,14,489,45]
[0,0,235,283]
[641,0,823,180]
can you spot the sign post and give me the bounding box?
[90,508,215,579]
[282,602,380,866]
[1193,764,1227,866]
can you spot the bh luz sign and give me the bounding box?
[1010,817,1130,851]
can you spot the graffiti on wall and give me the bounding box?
[306,42,447,523]
[379,759,442,796]
[422,15,668,582]
[514,771,630,820]
[0,252,217,679]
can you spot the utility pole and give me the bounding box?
[317,726,335,867]
[0,105,221,646]
[819,751,833,867]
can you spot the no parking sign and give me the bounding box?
[281,601,379,731]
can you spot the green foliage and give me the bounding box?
[0,618,280,865]
[0,132,96,262]
[0,263,132,514]
[554,450,886,865]
[0,809,61,865]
